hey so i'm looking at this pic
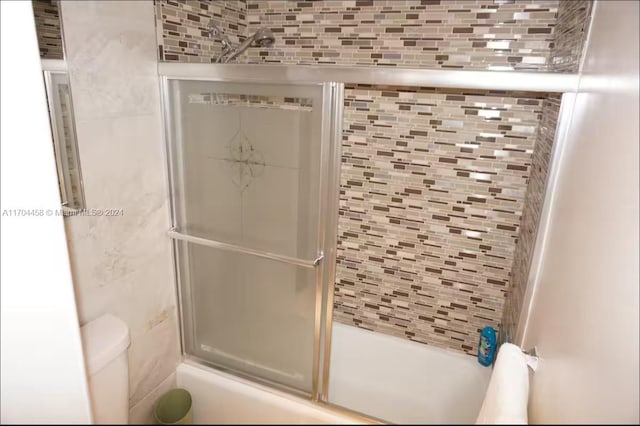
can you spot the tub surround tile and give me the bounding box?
[333,85,555,355]
[129,372,177,425]
[69,115,168,210]
[32,0,63,59]
[501,95,561,342]
[60,0,179,409]
[64,114,174,332]
[549,1,593,72]
[62,1,162,121]
[151,0,583,355]
[155,0,246,63]
[127,308,181,406]
[64,200,175,338]
[156,0,592,72]
[244,0,559,70]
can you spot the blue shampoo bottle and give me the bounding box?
[478,326,497,366]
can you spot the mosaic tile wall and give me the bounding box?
[33,0,64,59]
[156,1,593,71]
[501,95,560,342]
[152,1,574,355]
[333,85,554,354]
[155,0,246,62]
[548,0,592,72]
[244,0,560,70]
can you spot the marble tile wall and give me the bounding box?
[334,85,554,354]
[59,0,180,415]
[501,95,560,342]
[33,0,64,59]
[129,373,177,424]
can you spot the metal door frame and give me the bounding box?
[159,74,345,403]
[158,62,578,424]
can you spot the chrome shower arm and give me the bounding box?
[220,35,255,63]
[207,24,274,63]
[208,23,234,63]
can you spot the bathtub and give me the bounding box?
[329,323,491,424]
[176,362,370,424]
[176,323,491,424]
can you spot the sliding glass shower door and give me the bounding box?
[164,79,335,395]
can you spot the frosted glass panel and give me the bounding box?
[168,80,327,394]
[178,242,316,391]
[171,80,323,260]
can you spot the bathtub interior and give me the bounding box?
[176,362,371,425]
[328,323,491,424]
[176,322,491,424]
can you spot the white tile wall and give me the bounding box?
[128,373,177,424]
[59,0,180,409]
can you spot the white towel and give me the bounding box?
[475,343,530,424]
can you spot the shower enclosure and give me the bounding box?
[162,75,343,400]
[160,63,576,423]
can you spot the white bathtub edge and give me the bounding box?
[176,361,375,424]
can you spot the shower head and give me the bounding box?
[217,26,276,63]
[252,27,275,47]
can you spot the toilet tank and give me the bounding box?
[81,314,130,424]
